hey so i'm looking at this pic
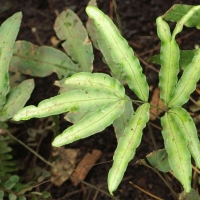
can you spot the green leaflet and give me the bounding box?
[10,41,79,79]
[64,111,90,124]
[18,196,26,200]
[63,72,127,125]
[164,5,190,24]
[146,149,171,173]
[0,12,22,110]
[161,112,192,193]
[86,6,149,101]
[108,103,150,195]
[156,17,180,106]
[0,135,17,174]
[147,54,160,65]
[86,2,100,50]
[168,107,200,168]
[4,175,19,190]
[169,48,200,107]
[164,5,200,29]
[65,72,125,98]
[54,9,93,72]
[13,89,125,121]
[0,79,34,121]
[52,100,125,147]
[156,17,171,42]
[113,99,134,140]
[87,15,125,83]
[8,193,17,200]
[148,49,197,70]
[86,5,123,81]
[171,5,200,39]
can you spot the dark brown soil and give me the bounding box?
[1,0,200,199]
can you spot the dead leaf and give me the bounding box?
[150,88,166,120]
[70,149,102,186]
[50,36,60,47]
[51,147,80,186]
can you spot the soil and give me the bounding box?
[1,0,200,199]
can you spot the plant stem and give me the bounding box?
[138,159,178,199]
[112,0,122,35]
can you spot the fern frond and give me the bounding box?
[0,135,17,174]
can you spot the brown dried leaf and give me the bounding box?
[51,147,80,186]
[70,149,102,186]
[50,36,60,48]
[150,88,166,120]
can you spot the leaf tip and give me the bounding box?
[86,6,96,17]
[108,186,114,196]
[52,136,64,147]
[12,113,23,121]
[51,141,58,147]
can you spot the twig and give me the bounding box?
[129,181,163,200]
[112,0,123,35]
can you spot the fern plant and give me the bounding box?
[0,135,17,175]
[12,4,200,197]
[0,134,52,200]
